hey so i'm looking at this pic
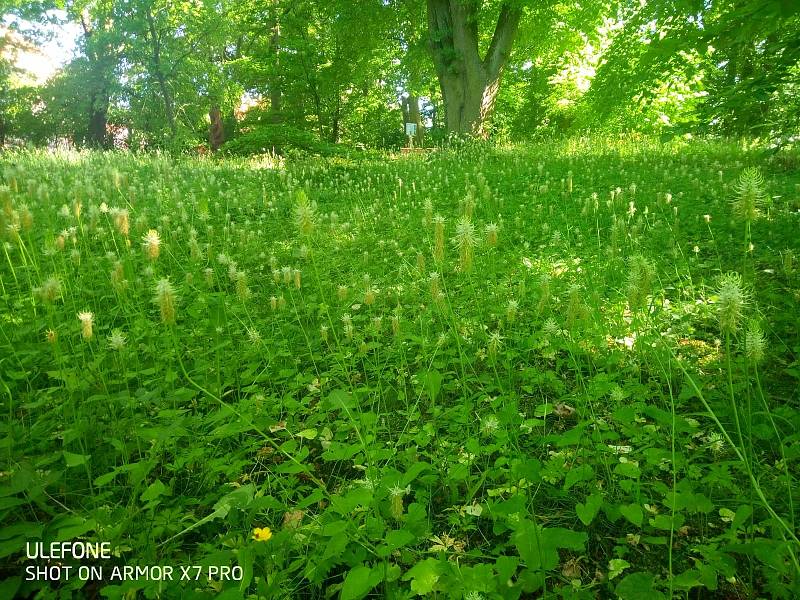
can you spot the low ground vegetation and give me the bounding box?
[1,138,799,598]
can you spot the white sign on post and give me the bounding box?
[404,123,417,136]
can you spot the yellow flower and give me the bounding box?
[252,527,272,542]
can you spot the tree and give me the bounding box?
[112,0,238,149]
[586,0,800,139]
[0,30,17,147]
[401,94,424,146]
[425,0,523,137]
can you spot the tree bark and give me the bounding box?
[401,94,424,146]
[86,93,109,147]
[208,105,225,151]
[426,0,521,137]
[80,10,111,148]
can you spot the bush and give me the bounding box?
[224,124,339,157]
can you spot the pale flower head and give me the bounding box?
[154,278,178,324]
[35,276,62,304]
[77,311,94,340]
[108,329,127,350]
[142,229,161,260]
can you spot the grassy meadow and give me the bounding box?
[1,139,800,599]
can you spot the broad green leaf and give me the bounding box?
[564,464,594,491]
[402,558,443,595]
[340,565,376,600]
[296,428,317,440]
[619,504,643,527]
[673,568,703,590]
[140,479,170,502]
[576,493,603,525]
[514,520,587,571]
[93,468,120,487]
[608,558,630,580]
[327,389,356,411]
[649,513,684,530]
[63,451,90,468]
[614,461,641,478]
[421,370,443,401]
[615,572,665,600]
[378,529,415,557]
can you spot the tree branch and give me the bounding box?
[483,2,522,80]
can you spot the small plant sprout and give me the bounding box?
[293,189,317,237]
[485,222,499,247]
[543,317,560,339]
[433,214,445,263]
[782,250,794,275]
[364,285,377,305]
[626,255,655,311]
[454,215,477,272]
[388,484,411,520]
[716,272,747,335]
[341,313,354,339]
[391,312,400,336]
[536,274,551,315]
[487,330,503,360]
[112,209,130,238]
[506,299,518,323]
[566,284,585,329]
[423,199,434,225]
[235,271,251,300]
[706,432,726,455]
[744,320,766,363]
[429,271,440,300]
[733,167,767,222]
[371,315,383,334]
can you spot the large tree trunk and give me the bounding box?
[331,91,341,143]
[401,94,424,146]
[80,10,111,148]
[426,0,521,138]
[86,93,109,147]
[208,105,225,151]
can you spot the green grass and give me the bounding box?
[1,138,799,599]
